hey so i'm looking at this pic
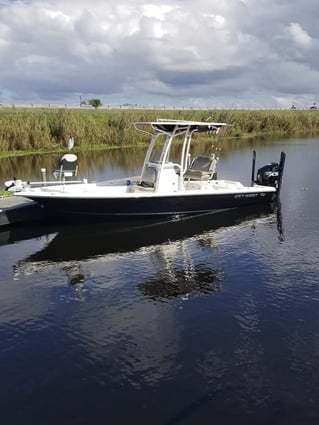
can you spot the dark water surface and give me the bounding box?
[1,137,319,425]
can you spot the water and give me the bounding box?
[1,137,319,424]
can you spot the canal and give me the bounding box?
[1,136,319,424]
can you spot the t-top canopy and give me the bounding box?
[133,119,228,135]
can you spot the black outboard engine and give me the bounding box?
[256,162,280,187]
[252,151,286,193]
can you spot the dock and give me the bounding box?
[0,196,44,227]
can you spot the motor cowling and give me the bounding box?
[4,178,25,192]
[256,162,280,187]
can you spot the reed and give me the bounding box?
[0,189,13,198]
[1,107,319,155]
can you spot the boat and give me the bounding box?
[11,120,286,220]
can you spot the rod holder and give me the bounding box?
[41,168,47,185]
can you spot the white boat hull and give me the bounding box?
[15,180,277,219]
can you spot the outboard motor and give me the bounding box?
[4,177,25,192]
[252,151,286,193]
[256,162,280,187]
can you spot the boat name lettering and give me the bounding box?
[234,193,260,199]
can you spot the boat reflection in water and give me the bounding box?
[138,261,223,302]
[12,203,281,300]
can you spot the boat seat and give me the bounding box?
[184,156,217,181]
[139,165,157,188]
[53,153,78,180]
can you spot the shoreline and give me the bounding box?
[0,108,319,156]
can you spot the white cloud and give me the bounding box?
[287,22,312,48]
[0,0,318,108]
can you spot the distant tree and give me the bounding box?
[88,99,103,109]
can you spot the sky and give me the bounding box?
[0,0,318,108]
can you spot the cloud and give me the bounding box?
[287,22,312,48]
[0,0,319,108]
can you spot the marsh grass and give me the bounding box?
[1,107,319,156]
[0,189,13,198]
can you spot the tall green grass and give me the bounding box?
[1,107,318,155]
